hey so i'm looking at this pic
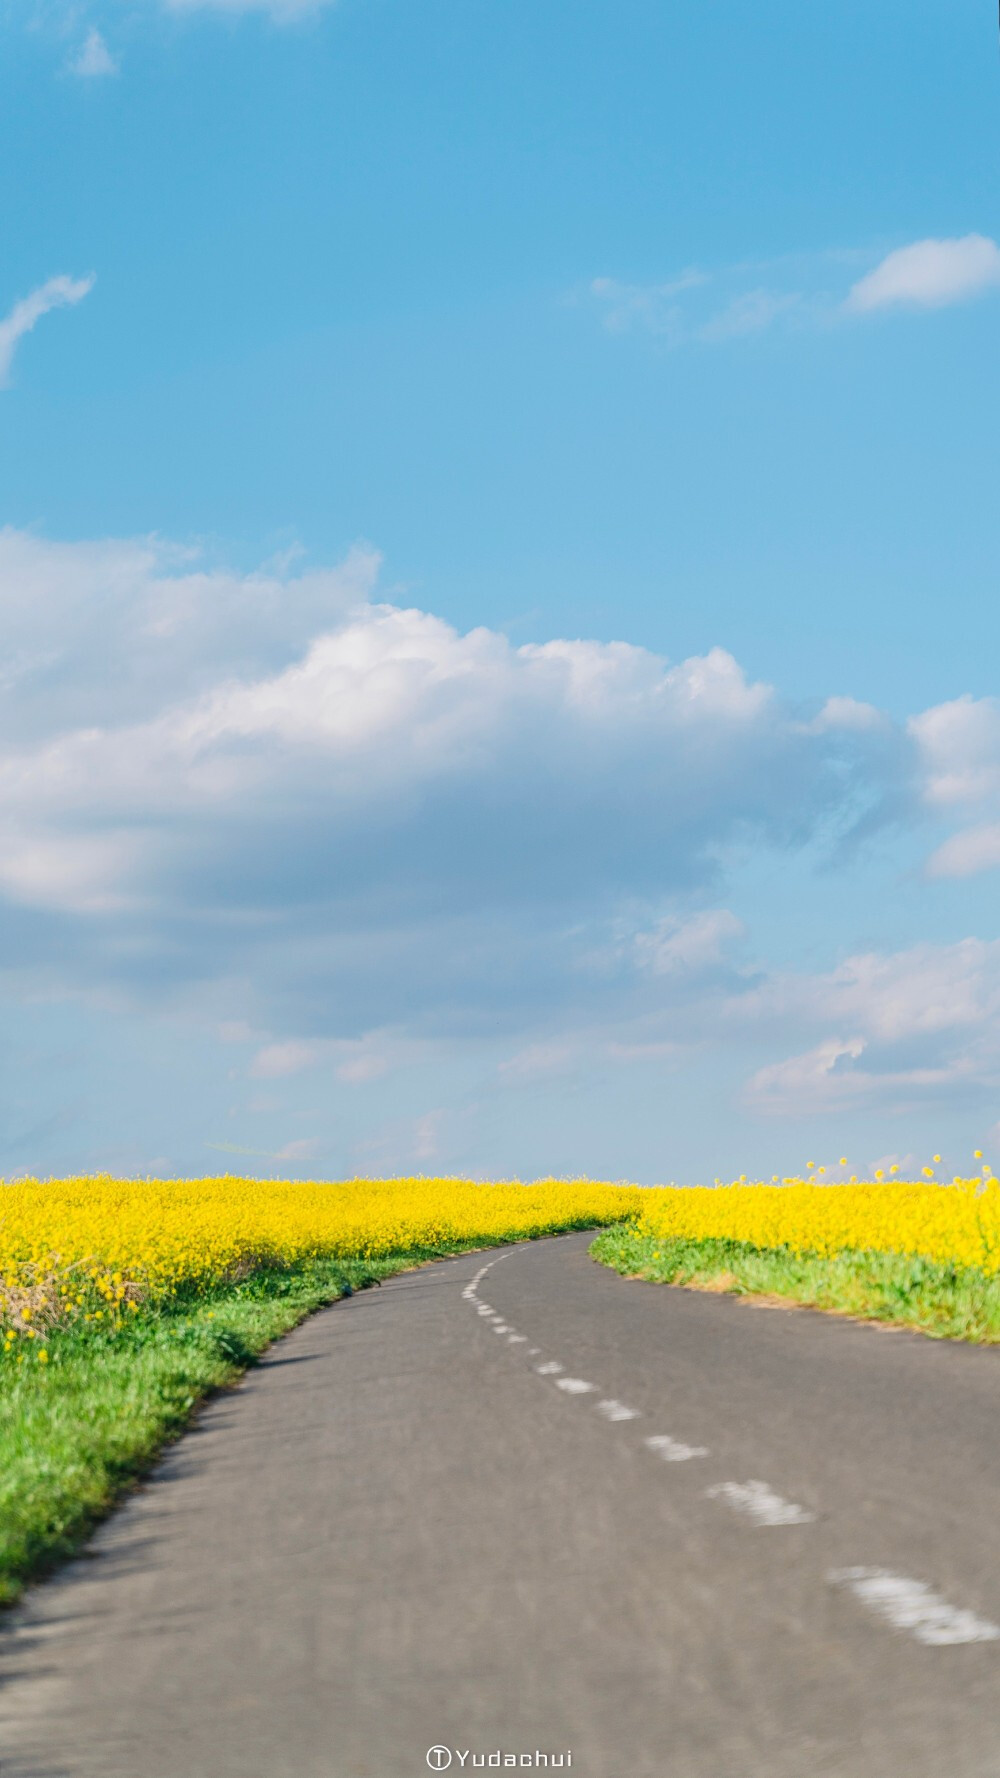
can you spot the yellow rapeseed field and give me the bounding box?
[5,1166,1000,1360]
[0,1173,644,1350]
[637,1172,1000,1274]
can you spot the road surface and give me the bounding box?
[2,1231,1000,1778]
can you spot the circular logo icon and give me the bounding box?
[427,1748,452,1771]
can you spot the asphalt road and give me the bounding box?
[3,1231,1000,1778]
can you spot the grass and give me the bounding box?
[590,1223,1000,1345]
[0,1243,481,1610]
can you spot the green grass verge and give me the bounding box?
[590,1224,1000,1346]
[0,1243,477,1610]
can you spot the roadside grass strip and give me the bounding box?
[0,1175,640,1607]
[591,1222,1000,1344]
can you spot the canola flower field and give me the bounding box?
[0,1172,645,1602]
[634,1165,1000,1275]
[4,1163,1000,1606]
[5,1165,1000,1362]
[0,1173,645,1362]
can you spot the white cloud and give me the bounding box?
[0,275,95,385]
[272,1137,321,1162]
[498,1041,577,1081]
[336,1050,389,1085]
[250,1040,322,1078]
[4,532,1000,1174]
[746,1037,867,1113]
[697,289,800,342]
[847,235,1000,314]
[744,1037,980,1116]
[4,525,1000,1140]
[0,527,943,1082]
[68,30,118,77]
[740,939,1000,1044]
[927,823,1000,881]
[590,271,706,338]
[591,270,802,346]
[808,695,886,735]
[910,695,1000,807]
[592,235,1000,351]
[909,695,1000,879]
[741,939,1000,1114]
[633,909,745,976]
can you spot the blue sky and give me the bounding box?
[1,0,999,1182]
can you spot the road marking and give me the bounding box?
[555,1377,596,1394]
[527,1347,541,1356]
[829,1568,1000,1646]
[645,1434,708,1462]
[596,1399,640,1422]
[535,1361,564,1375]
[507,1334,527,1343]
[492,1323,512,1333]
[476,1305,493,1316]
[707,1480,814,1525]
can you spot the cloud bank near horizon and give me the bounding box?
[0,528,997,1123]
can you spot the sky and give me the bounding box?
[1,0,999,1184]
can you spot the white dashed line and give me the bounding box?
[535,1361,564,1375]
[476,1305,493,1316]
[829,1568,1000,1646]
[707,1480,815,1526]
[492,1324,512,1334]
[507,1334,527,1343]
[596,1400,640,1422]
[555,1377,596,1394]
[645,1434,708,1462]
[527,1348,541,1356]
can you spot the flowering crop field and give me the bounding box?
[635,1173,1000,1274]
[3,1166,1000,1603]
[0,1173,644,1361]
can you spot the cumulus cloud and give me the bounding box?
[250,1040,322,1079]
[0,529,899,1049]
[909,695,1000,807]
[847,235,1000,313]
[633,909,745,976]
[747,1037,867,1114]
[67,30,118,77]
[741,940,1000,1114]
[926,823,1000,881]
[5,526,999,1130]
[909,695,1000,878]
[0,275,94,385]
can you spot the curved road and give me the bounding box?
[3,1232,1000,1777]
